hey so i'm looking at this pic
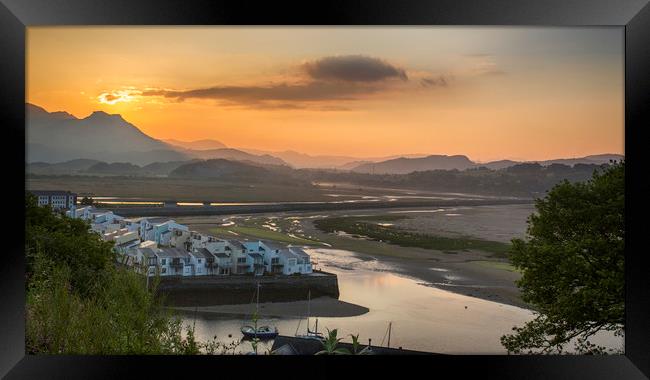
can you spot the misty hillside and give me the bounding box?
[350,154,624,174]
[27,103,190,165]
[297,161,617,197]
[164,139,227,151]
[26,159,102,175]
[85,162,142,175]
[239,148,429,169]
[140,160,201,176]
[352,155,475,174]
[187,148,288,166]
[169,158,307,186]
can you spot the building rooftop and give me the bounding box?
[139,248,157,259]
[248,253,263,259]
[288,247,310,259]
[116,240,140,249]
[261,240,285,251]
[157,247,190,259]
[226,240,247,250]
[193,248,213,259]
[30,190,76,196]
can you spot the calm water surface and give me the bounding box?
[182,248,548,354]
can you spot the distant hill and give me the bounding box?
[530,154,624,167]
[478,160,521,170]
[351,155,475,174]
[86,162,141,175]
[140,160,201,176]
[169,158,307,186]
[163,138,227,151]
[26,159,102,175]
[351,154,624,174]
[187,148,288,166]
[27,103,190,165]
[338,160,373,170]
[239,148,428,169]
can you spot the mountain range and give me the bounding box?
[26,103,623,172]
[27,104,288,166]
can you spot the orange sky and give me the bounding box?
[26,27,624,161]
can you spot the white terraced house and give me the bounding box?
[211,250,232,275]
[189,231,224,252]
[245,240,284,274]
[52,194,314,279]
[227,240,250,274]
[66,205,94,219]
[156,247,194,276]
[276,247,313,275]
[170,229,192,251]
[288,247,313,274]
[31,190,76,210]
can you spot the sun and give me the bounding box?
[97,89,141,105]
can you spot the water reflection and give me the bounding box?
[184,247,545,354]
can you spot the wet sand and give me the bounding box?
[172,296,369,318]
[181,204,535,309]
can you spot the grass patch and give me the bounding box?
[314,215,511,256]
[209,226,319,245]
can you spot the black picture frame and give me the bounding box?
[2,0,649,378]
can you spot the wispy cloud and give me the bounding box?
[419,75,449,88]
[142,81,380,103]
[108,54,458,110]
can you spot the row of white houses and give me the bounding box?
[66,205,313,278]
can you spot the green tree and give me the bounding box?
[80,196,94,206]
[25,193,200,354]
[315,329,351,355]
[501,161,624,354]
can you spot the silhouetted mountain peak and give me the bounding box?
[86,110,126,122]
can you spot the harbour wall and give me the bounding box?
[155,271,339,307]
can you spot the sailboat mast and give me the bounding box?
[307,290,310,332]
[387,322,392,348]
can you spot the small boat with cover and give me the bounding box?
[241,282,279,340]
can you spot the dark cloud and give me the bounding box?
[142,81,380,104]
[302,55,408,82]
[420,75,449,88]
[138,55,419,110]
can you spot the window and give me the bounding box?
[161,267,166,274]
[237,257,247,263]
[271,258,279,264]
[198,258,202,263]
[161,258,166,265]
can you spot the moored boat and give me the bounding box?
[241,282,279,340]
[241,325,279,340]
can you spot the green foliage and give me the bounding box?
[348,333,371,355]
[25,252,199,354]
[249,311,260,355]
[315,329,351,355]
[314,215,511,256]
[80,196,94,206]
[25,193,201,354]
[501,161,624,354]
[25,193,116,297]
